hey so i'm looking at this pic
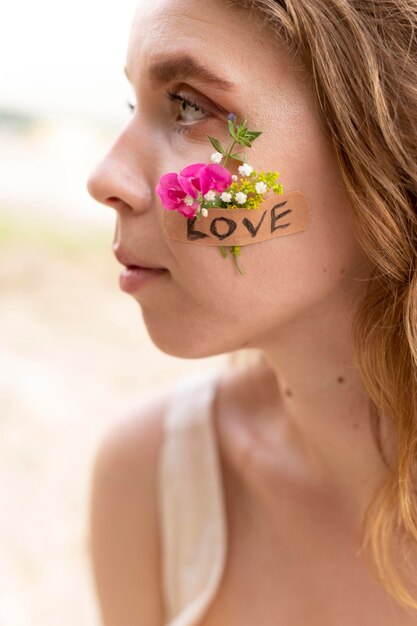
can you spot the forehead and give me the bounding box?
[126,0,282,86]
[129,0,247,46]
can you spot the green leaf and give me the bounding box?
[230,152,245,162]
[207,135,225,154]
[241,138,252,147]
[227,120,238,141]
[245,130,262,141]
[227,118,235,131]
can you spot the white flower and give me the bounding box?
[184,195,195,206]
[204,190,217,201]
[255,181,267,194]
[238,163,253,177]
[201,208,209,217]
[231,174,238,181]
[220,192,232,203]
[235,192,247,204]
[210,152,223,164]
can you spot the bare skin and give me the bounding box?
[199,362,416,625]
[86,0,415,623]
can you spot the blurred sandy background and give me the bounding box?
[0,3,227,625]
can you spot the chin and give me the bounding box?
[140,315,231,360]
[149,329,223,359]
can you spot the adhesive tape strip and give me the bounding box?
[162,190,311,246]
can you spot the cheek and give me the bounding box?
[250,105,366,303]
[153,217,362,360]
[161,172,362,313]
[142,203,363,359]
[149,105,365,357]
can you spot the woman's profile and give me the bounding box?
[86,0,417,624]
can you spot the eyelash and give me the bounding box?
[126,90,211,135]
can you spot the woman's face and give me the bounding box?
[87,0,368,358]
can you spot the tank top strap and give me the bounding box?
[157,367,228,626]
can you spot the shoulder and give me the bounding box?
[91,389,169,486]
[87,363,270,625]
[88,386,172,626]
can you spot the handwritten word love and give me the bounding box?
[162,190,311,247]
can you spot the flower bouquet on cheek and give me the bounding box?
[155,113,283,275]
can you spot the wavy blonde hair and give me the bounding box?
[225,0,417,613]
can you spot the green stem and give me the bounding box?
[231,250,244,275]
[222,140,237,167]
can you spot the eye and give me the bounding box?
[165,90,210,122]
[125,90,213,135]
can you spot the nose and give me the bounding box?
[86,129,152,215]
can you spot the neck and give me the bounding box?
[248,281,396,528]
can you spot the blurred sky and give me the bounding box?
[0,0,139,124]
[0,1,146,228]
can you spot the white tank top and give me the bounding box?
[157,368,228,626]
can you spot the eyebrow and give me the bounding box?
[124,54,236,91]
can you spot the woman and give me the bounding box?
[86,0,417,624]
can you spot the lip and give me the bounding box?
[113,245,168,294]
[119,265,167,294]
[113,245,166,271]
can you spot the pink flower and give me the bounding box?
[178,162,206,196]
[199,163,232,196]
[155,171,200,218]
[178,162,232,197]
[155,162,232,218]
